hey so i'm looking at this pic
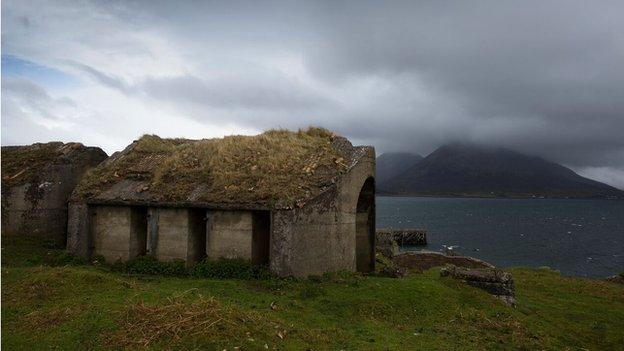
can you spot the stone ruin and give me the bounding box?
[67,129,376,277]
[1,142,107,246]
[441,265,517,306]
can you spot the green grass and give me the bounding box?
[2,236,624,350]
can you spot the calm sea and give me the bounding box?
[376,196,624,278]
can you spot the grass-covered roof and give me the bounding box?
[1,142,106,187]
[73,127,359,209]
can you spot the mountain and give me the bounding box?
[379,143,624,199]
[376,152,423,185]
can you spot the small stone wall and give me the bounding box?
[392,251,494,271]
[376,228,427,246]
[441,265,516,306]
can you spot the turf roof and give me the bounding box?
[73,127,358,209]
[1,142,105,187]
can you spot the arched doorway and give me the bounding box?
[356,177,375,272]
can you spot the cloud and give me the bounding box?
[1,0,623,187]
[1,77,79,132]
[575,167,624,190]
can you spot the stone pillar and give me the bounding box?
[153,208,205,266]
[66,202,92,258]
[206,210,253,260]
[92,206,147,263]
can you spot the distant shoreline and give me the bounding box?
[376,193,624,201]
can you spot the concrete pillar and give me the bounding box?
[153,208,205,266]
[92,206,147,263]
[206,210,253,260]
[146,208,159,255]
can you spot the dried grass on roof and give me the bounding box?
[74,127,350,208]
[2,143,69,186]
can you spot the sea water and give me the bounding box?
[376,196,624,278]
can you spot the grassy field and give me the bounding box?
[2,236,623,350]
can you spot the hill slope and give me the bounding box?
[376,152,423,184]
[380,143,623,199]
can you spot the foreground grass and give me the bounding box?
[2,237,623,350]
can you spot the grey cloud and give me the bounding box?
[68,61,131,93]
[141,74,335,112]
[298,1,624,168]
[2,0,624,186]
[2,77,65,119]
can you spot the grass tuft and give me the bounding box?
[107,296,230,348]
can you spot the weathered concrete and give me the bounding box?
[376,228,427,246]
[1,143,107,246]
[152,208,205,265]
[146,208,159,255]
[270,147,375,277]
[392,251,494,271]
[66,134,376,278]
[92,206,147,263]
[441,265,516,306]
[206,210,253,260]
[66,202,92,258]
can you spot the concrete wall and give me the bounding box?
[152,208,205,265]
[92,205,147,263]
[206,210,253,260]
[356,212,373,271]
[66,202,92,258]
[1,144,106,246]
[270,147,375,277]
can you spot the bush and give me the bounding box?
[42,250,86,266]
[104,255,275,280]
[113,256,187,276]
[192,258,274,280]
[299,282,326,299]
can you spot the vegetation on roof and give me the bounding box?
[1,142,70,187]
[74,127,351,208]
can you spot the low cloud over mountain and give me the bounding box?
[2,1,623,187]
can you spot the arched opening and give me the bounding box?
[356,177,375,272]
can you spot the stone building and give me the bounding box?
[67,128,375,277]
[1,142,107,246]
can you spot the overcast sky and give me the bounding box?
[2,0,624,188]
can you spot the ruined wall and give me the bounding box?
[1,143,107,246]
[270,147,375,277]
[206,210,253,260]
[92,206,146,263]
[66,202,92,258]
